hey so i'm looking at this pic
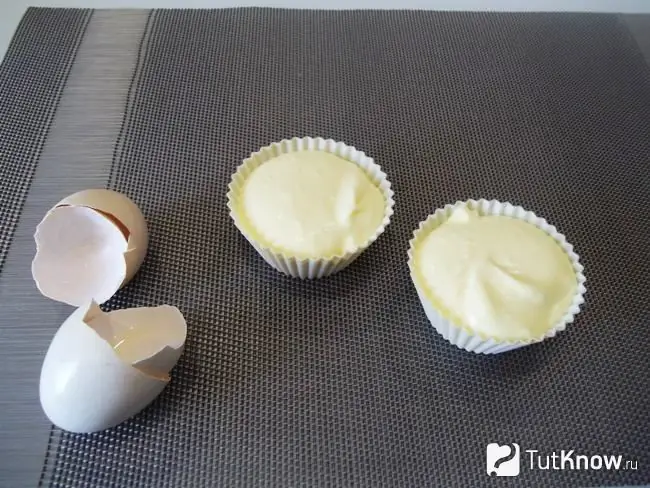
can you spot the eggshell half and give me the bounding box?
[40,301,187,433]
[32,189,148,306]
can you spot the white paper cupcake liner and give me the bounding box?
[407,199,587,354]
[227,137,395,279]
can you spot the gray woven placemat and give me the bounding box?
[0,8,91,270]
[1,8,649,488]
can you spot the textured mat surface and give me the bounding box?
[1,8,650,488]
[0,9,91,270]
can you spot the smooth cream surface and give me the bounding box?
[415,208,577,340]
[240,151,385,258]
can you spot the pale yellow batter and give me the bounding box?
[239,151,385,258]
[413,208,577,340]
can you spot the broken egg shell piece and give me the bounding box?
[32,189,148,307]
[93,305,187,375]
[32,206,128,306]
[40,301,187,434]
[55,189,148,288]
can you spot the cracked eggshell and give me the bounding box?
[40,301,187,434]
[32,189,148,306]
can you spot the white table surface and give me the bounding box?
[2,0,650,63]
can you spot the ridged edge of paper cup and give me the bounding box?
[227,137,395,279]
[407,199,586,354]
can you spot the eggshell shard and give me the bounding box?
[32,189,148,306]
[32,206,128,306]
[93,305,187,376]
[40,301,187,434]
[56,189,149,283]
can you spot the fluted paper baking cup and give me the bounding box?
[227,137,395,279]
[407,199,586,354]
